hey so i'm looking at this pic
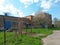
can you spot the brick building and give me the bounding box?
[0,15,22,31]
[0,13,52,30]
[0,15,32,30]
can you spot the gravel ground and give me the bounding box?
[42,30,60,45]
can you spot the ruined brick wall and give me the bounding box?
[0,15,22,31]
[0,15,4,30]
[25,15,34,25]
[4,16,18,30]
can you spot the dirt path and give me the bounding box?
[42,30,60,45]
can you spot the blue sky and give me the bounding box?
[0,0,60,20]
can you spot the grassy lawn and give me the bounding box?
[0,28,54,45]
[24,28,53,36]
[49,28,60,30]
[0,32,42,45]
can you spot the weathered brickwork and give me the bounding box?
[0,14,52,30]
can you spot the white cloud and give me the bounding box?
[0,0,24,17]
[41,9,48,12]
[20,0,60,9]
[0,3,24,17]
[54,0,60,3]
[40,0,52,9]
[5,4,24,17]
[33,0,39,3]
[40,0,59,12]
[31,12,35,16]
[20,0,33,8]
[24,5,28,8]
[0,0,5,12]
[19,0,39,8]
[20,0,33,5]
[16,10,24,17]
[40,0,60,12]
[0,0,5,5]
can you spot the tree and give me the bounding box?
[33,12,52,28]
[54,18,60,28]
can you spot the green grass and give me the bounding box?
[0,32,43,45]
[0,32,4,45]
[49,28,60,30]
[24,28,53,36]
[0,28,54,45]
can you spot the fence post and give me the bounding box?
[3,16,6,45]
